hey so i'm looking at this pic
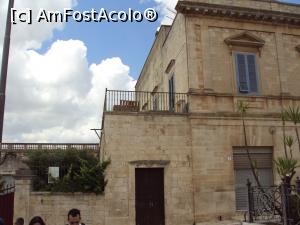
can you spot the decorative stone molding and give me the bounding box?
[129,160,170,167]
[176,1,300,26]
[224,31,265,55]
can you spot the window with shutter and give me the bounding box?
[235,53,259,95]
[168,75,175,111]
[233,147,273,211]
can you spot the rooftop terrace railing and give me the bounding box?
[105,90,188,113]
[0,143,99,151]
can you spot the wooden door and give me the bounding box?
[135,168,165,225]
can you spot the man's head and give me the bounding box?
[67,209,81,225]
[15,217,24,225]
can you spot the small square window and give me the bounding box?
[235,53,259,94]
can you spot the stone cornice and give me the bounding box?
[187,91,300,100]
[176,1,300,26]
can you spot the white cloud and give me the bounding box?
[4,39,135,143]
[0,0,136,143]
[0,0,76,73]
[152,0,178,25]
[13,0,76,49]
[139,0,177,24]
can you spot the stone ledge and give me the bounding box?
[176,1,300,26]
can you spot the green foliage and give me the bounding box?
[280,110,289,122]
[237,101,249,115]
[285,106,300,125]
[74,158,110,194]
[49,158,111,194]
[277,106,300,185]
[284,136,294,148]
[24,149,110,194]
[274,157,298,179]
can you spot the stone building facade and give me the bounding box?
[101,0,300,225]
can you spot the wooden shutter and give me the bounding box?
[246,55,258,93]
[235,53,259,94]
[236,54,249,93]
[168,76,175,111]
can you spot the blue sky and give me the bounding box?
[38,0,165,79]
[0,0,299,142]
[284,0,300,3]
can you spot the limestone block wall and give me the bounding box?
[136,1,300,117]
[102,113,194,225]
[136,0,300,114]
[160,13,189,94]
[135,25,171,92]
[14,178,105,225]
[185,16,300,96]
[189,116,300,221]
[188,95,300,115]
[281,33,300,96]
[136,14,189,94]
[101,112,300,224]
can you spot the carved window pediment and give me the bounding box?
[296,45,300,53]
[225,32,265,55]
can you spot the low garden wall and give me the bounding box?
[14,177,105,225]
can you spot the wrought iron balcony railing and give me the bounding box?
[104,90,188,113]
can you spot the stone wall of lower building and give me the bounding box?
[102,113,194,225]
[189,115,300,221]
[13,178,105,225]
[101,112,300,224]
[11,111,300,225]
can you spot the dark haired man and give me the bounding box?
[67,209,85,225]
